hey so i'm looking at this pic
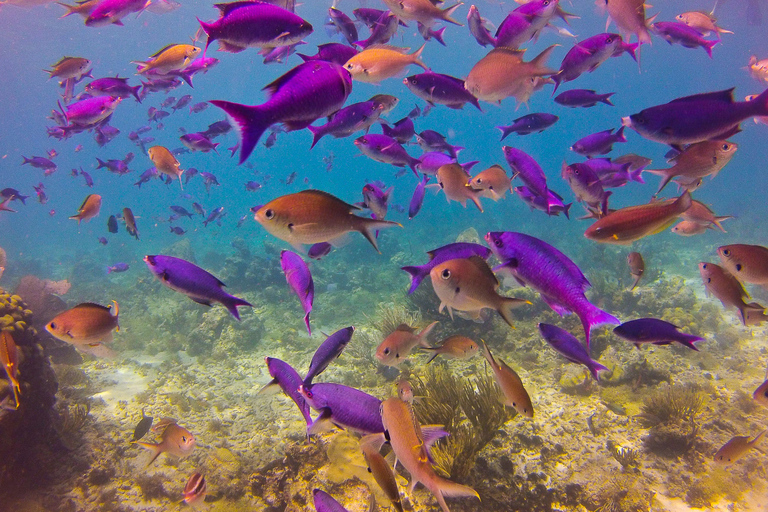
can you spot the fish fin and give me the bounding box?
[220,295,252,321]
[401,265,426,295]
[307,409,334,435]
[189,297,213,307]
[208,100,266,164]
[417,321,439,347]
[360,433,387,452]
[257,378,280,395]
[589,361,610,381]
[440,3,463,26]
[422,348,439,364]
[355,218,401,253]
[582,307,620,350]
[496,297,530,327]
[136,441,163,466]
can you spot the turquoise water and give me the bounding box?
[1,0,768,510]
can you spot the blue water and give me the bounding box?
[2,0,768,509]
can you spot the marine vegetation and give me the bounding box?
[411,364,510,480]
[638,383,705,456]
[608,440,640,473]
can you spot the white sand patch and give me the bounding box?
[92,366,154,414]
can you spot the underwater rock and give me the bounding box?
[0,288,60,502]
[455,227,481,244]
[13,275,70,314]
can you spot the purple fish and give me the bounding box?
[494,0,560,49]
[298,383,384,435]
[613,318,703,351]
[327,7,358,45]
[171,57,220,87]
[401,242,492,294]
[64,96,121,126]
[304,326,354,385]
[22,156,57,172]
[33,183,48,204]
[313,490,349,512]
[1,188,29,205]
[173,95,193,111]
[361,183,392,220]
[622,88,768,148]
[202,120,232,139]
[415,151,455,175]
[245,181,262,191]
[503,147,549,209]
[260,42,303,64]
[98,237,108,245]
[583,158,644,188]
[170,226,186,235]
[538,323,608,380]
[404,72,481,111]
[570,127,626,157]
[308,101,383,149]
[353,7,393,28]
[143,254,252,320]
[85,76,141,102]
[190,102,208,113]
[95,157,130,175]
[280,250,314,336]
[486,231,619,350]
[85,0,147,26]
[651,21,718,58]
[263,357,312,425]
[417,22,446,46]
[416,130,462,158]
[467,4,497,47]
[198,2,312,54]
[408,173,430,220]
[514,186,571,218]
[297,43,359,66]
[561,162,611,214]
[381,116,415,144]
[354,134,419,175]
[308,242,332,260]
[180,133,220,153]
[554,89,614,108]
[94,124,121,147]
[211,61,353,163]
[553,33,637,91]
[356,11,398,48]
[107,263,130,274]
[498,113,558,139]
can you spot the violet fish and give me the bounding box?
[486,231,619,350]
[211,61,353,163]
[304,326,354,386]
[554,89,614,108]
[313,490,350,512]
[381,117,415,144]
[408,173,430,220]
[538,323,608,380]
[553,33,637,91]
[570,127,626,157]
[498,113,558,139]
[297,43,359,66]
[503,147,549,210]
[404,72,481,111]
[308,242,333,260]
[280,250,314,336]
[262,357,312,425]
[401,242,492,294]
[143,255,252,320]
[298,382,384,435]
[613,318,703,351]
[514,186,572,219]
[308,101,383,149]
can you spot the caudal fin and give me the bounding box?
[209,100,269,164]
[135,441,163,466]
[427,474,480,512]
[401,265,427,294]
[751,87,768,117]
[588,360,610,381]
[221,295,253,321]
[440,3,463,26]
[582,307,619,350]
[356,218,402,253]
[496,297,531,327]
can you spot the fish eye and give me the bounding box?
[305,389,313,399]
[287,223,294,231]
[441,269,451,279]
[723,249,731,256]
[476,178,483,184]
[264,209,274,220]
[493,238,502,248]
[182,436,187,442]
[383,348,390,355]
[606,36,614,43]
[49,322,56,329]
[722,144,730,150]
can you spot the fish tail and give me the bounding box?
[427,474,479,511]
[562,202,572,220]
[739,302,765,326]
[307,125,323,149]
[615,125,626,142]
[625,42,639,62]
[56,2,76,17]
[676,334,702,351]
[551,72,562,94]
[704,39,718,58]
[356,218,402,253]
[712,215,733,232]
[131,85,142,103]
[496,297,530,327]
[411,43,428,70]
[674,190,693,213]
[601,93,615,106]
[221,295,253,321]
[401,265,426,295]
[751,87,768,116]
[95,158,107,169]
[197,18,215,59]
[432,26,447,46]
[304,312,311,337]
[582,307,619,350]
[423,348,440,364]
[209,100,268,164]
[440,3,463,26]
[297,53,311,62]
[589,360,610,381]
[21,156,32,165]
[646,169,674,195]
[135,441,163,466]
[629,168,645,184]
[497,126,513,141]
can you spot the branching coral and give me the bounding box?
[369,302,422,337]
[411,365,510,479]
[608,441,640,472]
[638,384,704,456]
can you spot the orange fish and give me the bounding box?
[45,301,119,357]
[136,422,196,466]
[600,0,655,45]
[584,191,692,244]
[753,379,768,408]
[699,262,765,325]
[680,200,732,232]
[627,251,644,290]
[422,335,479,364]
[436,163,484,212]
[480,339,533,418]
[122,207,139,240]
[717,244,768,289]
[429,256,529,326]
[69,194,102,224]
[381,0,462,27]
[45,56,91,80]
[147,146,184,189]
[713,430,766,465]
[375,321,438,367]
[133,44,200,75]
[671,220,710,236]
[465,46,556,104]
[0,331,21,409]
[646,140,737,194]
[470,165,512,201]
[344,44,427,83]
[254,190,400,253]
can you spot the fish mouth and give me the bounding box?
[620,116,632,128]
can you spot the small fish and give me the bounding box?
[717,244,768,289]
[465,46,557,105]
[133,44,201,75]
[584,191,692,244]
[699,262,765,325]
[107,263,130,274]
[69,194,102,224]
[553,33,636,91]
[98,237,108,245]
[600,0,654,46]
[0,331,21,409]
[147,146,184,189]
[381,117,416,144]
[281,250,314,336]
[401,242,492,294]
[304,326,354,386]
[107,215,118,233]
[313,489,351,512]
[261,357,312,425]
[467,4,497,47]
[570,127,627,157]
[646,140,737,194]
[651,21,718,58]
[676,10,732,38]
[183,472,207,505]
[376,321,438,367]
[144,255,252,320]
[360,443,403,512]
[430,256,530,326]
[170,226,186,235]
[45,301,119,357]
[307,242,332,260]
[299,382,384,435]
[498,113,558,138]
[381,0,462,28]
[613,318,703,350]
[627,252,644,290]
[344,44,428,83]
[480,339,533,417]
[422,335,479,364]
[85,0,148,27]
[123,207,139,240]
[436,163,484,212]
[45,56,91,80]
[132,408,153,442]
[136,422,195,466]
[254,190,400,253]
[537,323,608,381]
[714,431,766,465]
[408,173,430,220]
[298,43,359,67]
[601,400,627,416]
[680,200,732,232]
[514,186,572,218]
[470,165,512,201]
[504,147,549,208]
[555,89,615,108]
[753,379,768,408]
[404,72,481,111]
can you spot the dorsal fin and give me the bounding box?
[262,63,316,98]
[468,255,498,287]
[363,44,410,54]
[395,324,415,333]
[214,0,267,16]
[298,189,360,211]
[669,88,734,104]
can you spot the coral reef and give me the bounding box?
[638,383,704,456]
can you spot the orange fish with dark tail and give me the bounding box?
[584,191,692,245]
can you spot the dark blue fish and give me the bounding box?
[107,215,119,233]
[170,205,193,218]
[498,113,559,139]
[308,242,332,260]
[169,226,186,235]
[107,263,130,273]
[538,323,608,380]
[554,90,615,108]
[613,318,703,351]
[304,326,354,386]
